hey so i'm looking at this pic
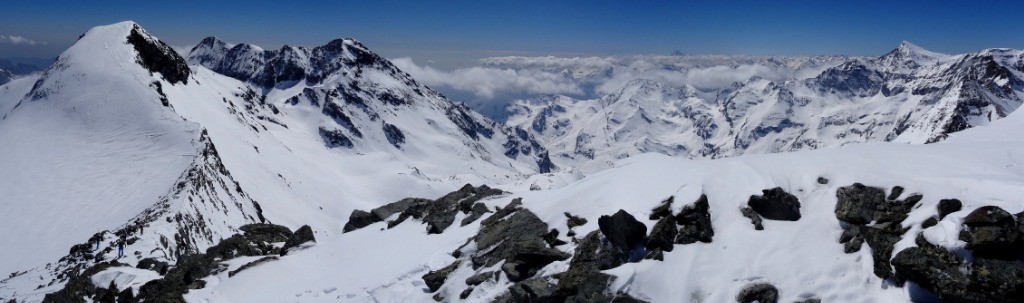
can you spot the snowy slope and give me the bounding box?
[507,42,1024,173]
[179,108,1024,303]
[0,22,266,302]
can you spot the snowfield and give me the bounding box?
[1,21,1024,303]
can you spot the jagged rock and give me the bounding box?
[741,207,764,230]
[136,258,169,275]
[542,229,567,247]
[893,234,1024,303]
[281,225,315,255]
[958,206,1023,259]
[646,217,677,252]
[835,183,919,224]
[42,261,123,303]
[645,248,664,261]
[675,194,714,244]
[937,199,963,220]
[422,261,461,292]
[887,186,905,200]
[461,203,491,226]
[550,231,648,302]
[598,210,648,262]
[127,25,190,84]
[736,283,778,303]
[494,276,558,303]
[424,184,504,234]
[650,196,674,220]
[565,212,588,237]
[343,210,378,233]
[468,202,569,282]
[460,287,473,300]
[465,271,494,286]
[747,188,801,221]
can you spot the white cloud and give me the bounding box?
[0,35,44,45]
[595,64,789,95]
[390,57,583,99]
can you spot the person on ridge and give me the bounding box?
[116,234,126,258]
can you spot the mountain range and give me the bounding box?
[1,22,1023,303]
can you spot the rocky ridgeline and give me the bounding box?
[39,223,315,303]
[343,184,505,234]
[835,183,922,279]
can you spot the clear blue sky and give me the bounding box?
[1,1,1022,68]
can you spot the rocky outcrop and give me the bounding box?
[937,199,963,220]
[675,195,714,244]
[835,184,919,280]
[747,188,801,221]
[465,200,569,282]
[958,206,1024,259]
[342,184,503,234]
[741,207,764,230]
[893,234,1024,303]
[127,24,190,85]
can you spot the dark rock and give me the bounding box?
[675,194,714,244]
[565,212,588,231]
[646,217,677,252]
[650,196,674,220]
[422,261,461,292]
[461,203,491,226]
[543,229,567,247]
[127,25,190,85]
[495,276,558,303]
[343,209,379,233]
[227,256,278,277]
[424,184,504,234]
[795,298,821,303]
[736,283,778,303]
[921,217,939,229]
[937,199,963,220]
[747,188,801,221]
[817,177,829,185]
[645,248,664,261]
[887,186,905,201]
[136,258,169,275]
[552,231,620,302]
[460,287,474,300]
[382,123,405,148]
[958,206,1023,259]
[893,234,1024,303]
[281,225,315,255]
[238,223,293,243]
[741,207,764,230]
[598,210,648,256]
[319,127,354,148]
[465,271,494,286]
[836,183,918,224]
[468,203,569,283]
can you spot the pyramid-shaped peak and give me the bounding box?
[887,40,949,62]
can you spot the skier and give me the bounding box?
[116,234,126,258]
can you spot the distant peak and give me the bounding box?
[887,40,948,60]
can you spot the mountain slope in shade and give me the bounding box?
[507,42,1024,173]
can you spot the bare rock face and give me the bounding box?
[835,184,920,280]
[958,206,1024,259]
[735,283,778,303]
[598,210,648,264]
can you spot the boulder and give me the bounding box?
[136,258,169,275]
[747,188,801,221]
[735,283,778,303]
[565,212,588,229]
[817,177,829,184]
[937,199,962,220]
[281,225,316,255]
[887,186,904,200]
[598,210,648,255]
[465,271,494,286]
[836,183,919,224]
[468,202,569,282]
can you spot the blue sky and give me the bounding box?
[1,1,1022,68]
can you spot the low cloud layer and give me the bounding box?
[390,57,583,99]
[390,55,848,119]
[0,35,44,45]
